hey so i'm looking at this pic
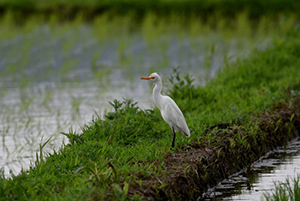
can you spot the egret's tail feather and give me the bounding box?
[183,131,190,138]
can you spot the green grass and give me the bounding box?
[0,0,299,23]
[263,175,300,201]
[0,25,300,200]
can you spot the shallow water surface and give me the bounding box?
[201,137,300,201]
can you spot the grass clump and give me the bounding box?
[263,175,300,201]
[1,28,300,200]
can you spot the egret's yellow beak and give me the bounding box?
[141,77,154,80]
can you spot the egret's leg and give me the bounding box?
[171,127,176,148]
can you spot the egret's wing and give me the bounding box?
[162,97,190,137]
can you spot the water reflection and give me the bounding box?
[202,137,300,201]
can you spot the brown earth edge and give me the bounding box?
[127,89,300,200]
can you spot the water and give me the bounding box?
[201,137,300,201]
[0,24,270,176]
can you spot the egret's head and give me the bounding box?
[141,72,160,83]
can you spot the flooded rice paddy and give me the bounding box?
[0,23,271,177]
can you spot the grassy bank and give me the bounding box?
[0,26,300,200]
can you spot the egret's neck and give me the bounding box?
[152,80,164,110]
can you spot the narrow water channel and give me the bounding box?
[201,137,300,201]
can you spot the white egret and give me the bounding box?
[141,72,190,148]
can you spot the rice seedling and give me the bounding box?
[263,175,300,201]
[71,96,83,116]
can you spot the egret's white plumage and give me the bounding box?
[141,72,190,147]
